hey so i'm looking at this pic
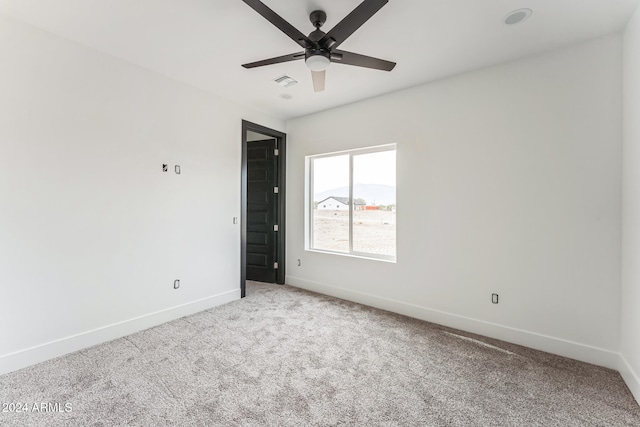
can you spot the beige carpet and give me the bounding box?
[1,281,639,426]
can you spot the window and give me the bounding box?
[307,144,396,261]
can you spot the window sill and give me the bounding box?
[305,248,396,264]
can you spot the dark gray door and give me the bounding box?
[246,139,278,283]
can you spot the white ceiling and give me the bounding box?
[0,0,638,120]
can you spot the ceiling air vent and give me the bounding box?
[273,75,298,87]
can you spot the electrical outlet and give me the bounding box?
[297,259,301,267]
[491,293,499,304]
[162,164,168,172]
[174,279,180,289]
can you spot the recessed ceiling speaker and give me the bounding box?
[504,8,532,25]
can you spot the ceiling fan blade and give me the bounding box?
[319,0,388,50]
[242,52,305,69]
[331,49,395,71]
[312,70,326,92]
[242,0,314,49]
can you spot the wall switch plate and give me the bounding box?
[175,165,181,174]
[174,279,180,289]
[492,293,499,304]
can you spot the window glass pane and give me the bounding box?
[312,155,349,253]
[352,150,396,257]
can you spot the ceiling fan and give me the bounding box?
[241,0,396,92]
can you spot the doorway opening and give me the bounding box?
[241,121,286,297]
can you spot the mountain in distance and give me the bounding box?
[314,184,396,206]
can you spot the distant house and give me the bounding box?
[317,197,349,210]
[317,197,366,211]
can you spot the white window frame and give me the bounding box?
[306,143,396,262]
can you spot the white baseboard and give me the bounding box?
[286,276,620,370]
[619,354,640,405]
[0,289,240,376]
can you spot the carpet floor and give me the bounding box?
[1,281,639,426]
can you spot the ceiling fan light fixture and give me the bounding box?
[305,54,331,71]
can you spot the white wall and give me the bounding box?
[286,35,623,369]
[0,15,283,374]
[622,5,640,404]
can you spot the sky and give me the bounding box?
[312,150,396,194]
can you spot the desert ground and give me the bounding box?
[312,209,396,257]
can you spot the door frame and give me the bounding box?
[241,120,286,297]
